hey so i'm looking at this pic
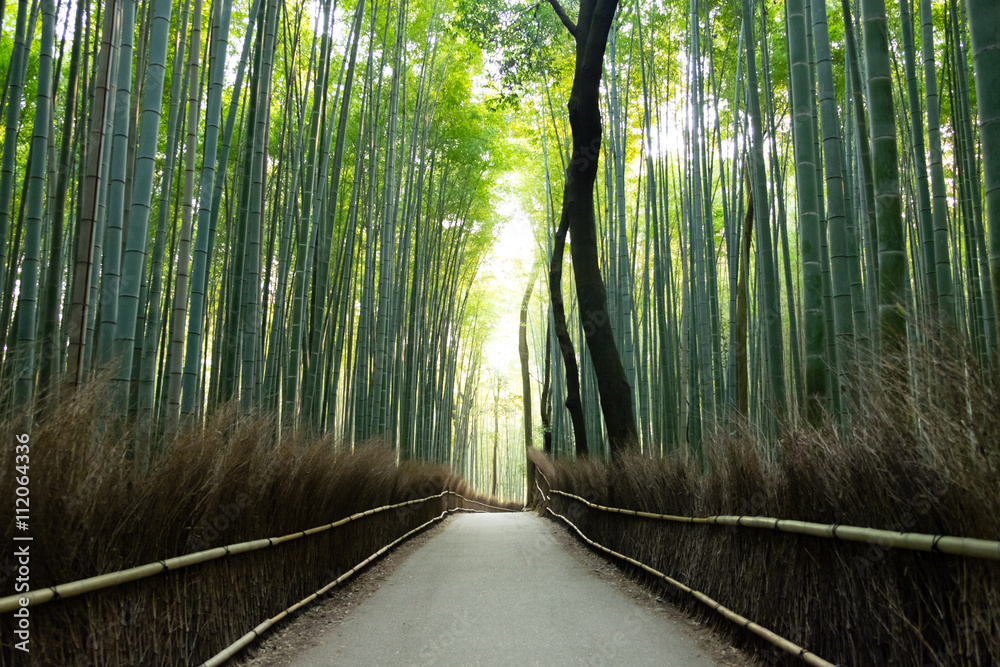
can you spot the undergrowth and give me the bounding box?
[534,346,1000,666]
[0,385,517,665]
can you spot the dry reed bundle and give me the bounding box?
[535,350,1000,666]
[0,385,517,665]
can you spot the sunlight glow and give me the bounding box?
[479,180,535,374]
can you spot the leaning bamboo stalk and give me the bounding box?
[201,506,485,667]
[544,489,1000,560]
[547,508,835,667]
[0,0,34,351]
[0,491,490,612]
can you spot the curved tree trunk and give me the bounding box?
[548,0,637,457]
[547,207,588,458]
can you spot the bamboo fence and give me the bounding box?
[546,507,836,667]
[541,485,1000,560]
[201,506,481,665]
[0,491,514,613]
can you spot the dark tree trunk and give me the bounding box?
[549,208,589,458]
[540,312,553,455]
[519,272,536,504]
[548,0,637,457]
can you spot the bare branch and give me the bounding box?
[545,0,577,36]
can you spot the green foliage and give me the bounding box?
[451,0,569,107]
[0,0,997,498]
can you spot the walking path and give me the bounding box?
[291,513,723,666]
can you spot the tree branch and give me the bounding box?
[545,0,577,37]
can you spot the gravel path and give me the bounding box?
[288,512,726,666]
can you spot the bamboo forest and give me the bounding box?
[1,0,999,663]
[4,0,1000,470]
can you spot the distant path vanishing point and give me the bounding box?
[291,513,723,666]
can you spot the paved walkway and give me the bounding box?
[292,513,720,666]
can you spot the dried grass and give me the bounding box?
[536,348,1000,666]
[0,385,517,665]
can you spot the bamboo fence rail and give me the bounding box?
[546,507,835,667]
[201,506,481,666]
[0,491,509,613]
[543,487,1000,560]
[456,497,520,512]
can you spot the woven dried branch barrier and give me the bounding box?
[0,491,494,613]
[546,507,835,667]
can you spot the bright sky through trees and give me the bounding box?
[480,188,536,373]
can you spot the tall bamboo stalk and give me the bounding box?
[861,0,908,358]
[12,0,54,421]
[966,0,1000,366]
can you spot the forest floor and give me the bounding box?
[238,512,753,666]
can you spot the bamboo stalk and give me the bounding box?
[547,508,834,667]
[0,491,503,613]
[543,489,1000,560]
